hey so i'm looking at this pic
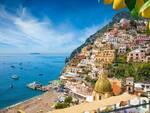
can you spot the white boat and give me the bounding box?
[11,75,20,80]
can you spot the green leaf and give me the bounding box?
[131,8,139,18]
[125,0,136,11]
[139,0,150,14]
[144,0,149,2]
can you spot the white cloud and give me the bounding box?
[0,7,102,54]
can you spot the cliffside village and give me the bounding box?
[51,18,150,113]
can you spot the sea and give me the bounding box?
[0,53,66,109]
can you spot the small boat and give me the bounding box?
[11,75,20,80]
[10,65,15,68]
[38,74,44,76]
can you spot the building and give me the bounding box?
[126,77,134,94]
[104,33,119,48]
[92,73,112,101]
[95,49,115,64]
[118,46,126,54]
[81,47,88,56]
[127,49,146,62]
[145,56,150,62]
[69,57,81,66]
[134,36,150,45]
[120,18,130,29]
[135,82,150,97]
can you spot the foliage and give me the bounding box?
[140,92,148,97]
[101,106,113,112]
[55,96,73,109]
[137,63,150,80]
[100,0,150,32]
[109,62,150,82]
[64,96,72,104]
[115,54,127,63]
[125,0,136,11]
[55,102,69,109]
[85,75,97,86]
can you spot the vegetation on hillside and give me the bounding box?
[108,61,150,82]
[55,96,73,109]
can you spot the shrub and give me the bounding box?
[64,96,72,103]
[55,102,69,109]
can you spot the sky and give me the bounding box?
[0,0,120,54]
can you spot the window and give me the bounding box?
[99,96,101,100]
[141,85,145,88]
[146,85,150,89]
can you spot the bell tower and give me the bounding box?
[126,77,134,94]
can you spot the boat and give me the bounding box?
[10,65,15,68]
[38,74,44,76]
[30,53,40,55]
[27,81,42,90]
[11,75,20,80]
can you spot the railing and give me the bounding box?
[99,102,150,113]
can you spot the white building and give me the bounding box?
[135,82,150,97]
[118,46,127,54]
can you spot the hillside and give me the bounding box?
[67,11,144,62]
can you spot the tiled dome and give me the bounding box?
[94,74,112,94]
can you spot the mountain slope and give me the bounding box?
[67,12,137,62]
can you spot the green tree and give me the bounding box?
[64,96,72,104]
[55,102,69,109]
[137,63,150,81]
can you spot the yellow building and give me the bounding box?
[95,49,115,64]
[81,45,92,56]
[92,73,112,101]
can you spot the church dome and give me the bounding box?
[94,74,112,94]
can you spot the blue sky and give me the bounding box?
[0,0,120,54]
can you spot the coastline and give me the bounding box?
[0,54,65,110]
[0,90,61,113]
[1,92,44,110]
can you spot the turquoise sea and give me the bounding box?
[0,54,66,109]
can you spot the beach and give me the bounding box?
[0,91,61,113]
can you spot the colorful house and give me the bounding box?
[95,49,115,64]
[127,49,146,62]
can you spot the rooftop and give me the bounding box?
[49,94,137,113]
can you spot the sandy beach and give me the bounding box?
[0,91,61,113]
